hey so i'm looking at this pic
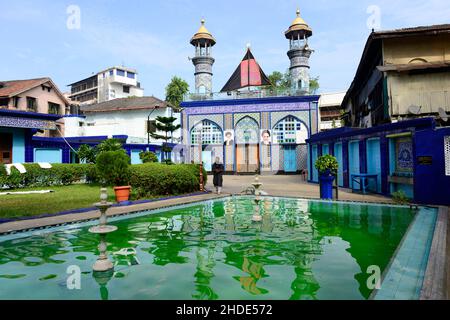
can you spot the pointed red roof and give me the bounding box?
[220,49,271,92]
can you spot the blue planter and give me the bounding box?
[319,171,335,200]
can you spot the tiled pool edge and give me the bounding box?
[372,206,443,300]
[0,191,211,225]
[0,193,228,236]
[420,206,449,300]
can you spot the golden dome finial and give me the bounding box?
[284,8,313,39]
[190,18,216,46]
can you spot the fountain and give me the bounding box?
[88,188,117,272]
[252,175,263,222]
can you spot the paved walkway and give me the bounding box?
[206,174,394,204]
[0,174,393,234]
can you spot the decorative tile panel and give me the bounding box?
[224,114,233,130]
[0,116,56,130]
[297,144,308,170]
[188,114,224,131]
[445,136,450,176]
[270,111,310,131]
[234,113,260,127]
[184,102,310,115]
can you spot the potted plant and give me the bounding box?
[96,150,131,202]
[315,154,339,200]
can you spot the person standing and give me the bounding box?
[212,157,224,194]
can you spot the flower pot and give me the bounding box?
[319,173,335,200]
[114,186,131,202]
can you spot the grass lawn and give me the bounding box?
[0,184,156,220]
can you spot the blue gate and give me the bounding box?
[322,144,329,155]
[130,150,143,164]
[348,140,360,183]
[34,148,62,163]
[284,145,297,172]
[366,138,381,193]
[311,144,318,182]
[334,142,344,187]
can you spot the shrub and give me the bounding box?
[96,150,130,186]
[139,151,158,163]
[315,155,338,175]
[129,163,204,197]
[392,190,410,205]
[0,163,97,189]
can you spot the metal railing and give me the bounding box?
[184,88,311,102]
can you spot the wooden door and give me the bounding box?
[0,133,13,164]
[236,144,259,173]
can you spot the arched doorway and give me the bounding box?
[272,116,309,173]
[190,120,223,171]
[235,117,259,173]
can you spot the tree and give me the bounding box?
[165,76,189,111]
[150,116,181,164]
[267,70,290,91]
[267,70,320,94]
[76,138,124,164]
[96,138,123,153]
[309,76,320,94]
[77,144,96,164]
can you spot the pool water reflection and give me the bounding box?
[0,197,418,300]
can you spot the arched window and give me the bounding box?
[191,120,223,145]
[273,116,307,144]
[235,117,259,144]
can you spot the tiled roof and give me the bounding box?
[0,77,50,97]
[80,96,171,113]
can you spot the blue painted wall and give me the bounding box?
[306,118,449,205]
[414,128,450,205]
[0,127,25,163]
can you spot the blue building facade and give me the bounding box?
[30,135,172,165]
[180,95,320,173]
[307,118,450,205]
[0,108,170,166]
[0,109,61,164]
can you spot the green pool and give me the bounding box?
[0,196,437,300]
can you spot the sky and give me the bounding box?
[1,0,450,98]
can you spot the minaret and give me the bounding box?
[285,9,313,95]
[190,19,216,95]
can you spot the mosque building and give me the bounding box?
[180,10,320,174]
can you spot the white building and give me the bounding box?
[68,66,144,105]
[64,96,181,145]
[318,92,345,131]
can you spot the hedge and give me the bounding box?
[0,164,97,189]
[0,163,207,196]
[129,163,207,197]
